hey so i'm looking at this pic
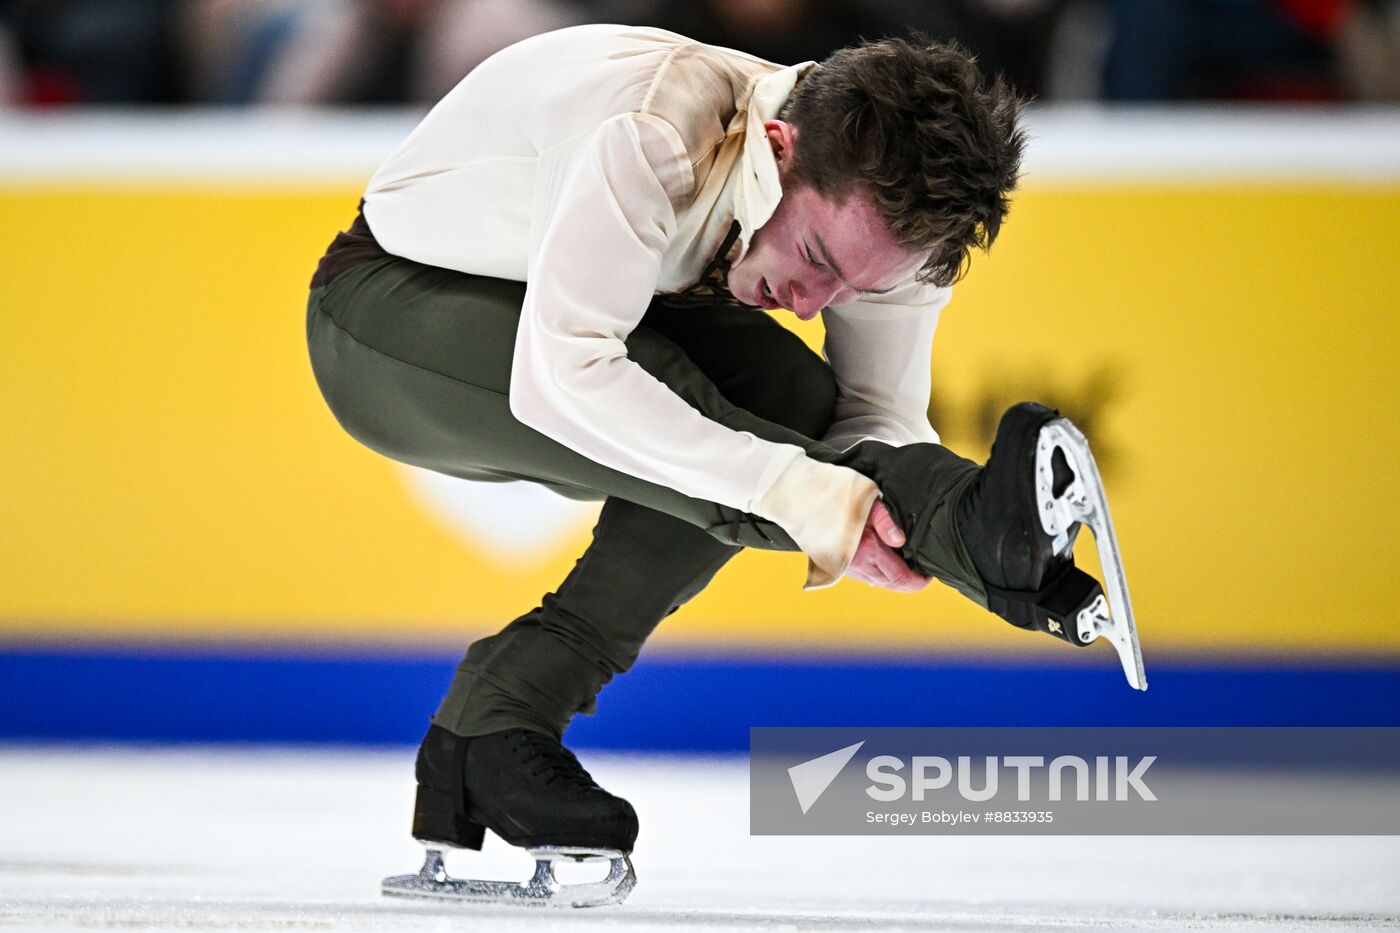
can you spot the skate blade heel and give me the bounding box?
[381,845,636,907]
[1035,418,1147,691]
[411,785,486,850]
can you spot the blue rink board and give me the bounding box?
[1,646,1397,750]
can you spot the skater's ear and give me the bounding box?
[763,119,799,173]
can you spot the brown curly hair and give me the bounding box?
[780,36,1027,287]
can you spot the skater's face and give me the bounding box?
[726,120,929,321]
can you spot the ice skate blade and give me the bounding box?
[381,846,636,908]
[1035,419,1147,691]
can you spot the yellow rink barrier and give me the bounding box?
[1,126,1397,659]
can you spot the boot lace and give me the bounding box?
[506,729,603,795]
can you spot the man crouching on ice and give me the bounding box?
[307,23,1143,906]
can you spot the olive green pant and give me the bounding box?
[306,255,982,740]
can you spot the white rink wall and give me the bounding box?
[1,105,1398,182]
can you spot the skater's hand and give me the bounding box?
[847,501,932,593]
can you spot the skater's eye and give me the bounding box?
[802,243,825,270]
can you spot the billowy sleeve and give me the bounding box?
[820,280,951,451]
[511,114,802,510]
[511,112,880,575]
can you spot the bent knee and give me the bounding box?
[737,329,837,438]
[623,327,724,413]
[625,323,837,438]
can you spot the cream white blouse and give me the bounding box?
[362,24,950,586]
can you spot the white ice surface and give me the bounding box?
[0,745,1396,932]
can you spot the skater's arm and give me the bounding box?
[821,281,950,451]
[512,115,789,509]
[510,114,879,584]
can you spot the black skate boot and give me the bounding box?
[841,401,1144,690]
[955,402,1145,688]
[412,724,638,852]
[954,403,1096,645]
[382,725,638,907]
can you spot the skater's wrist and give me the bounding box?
[846,500,933,592]
[752,456,881,590]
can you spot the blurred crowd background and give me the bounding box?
[1,0,1397,108]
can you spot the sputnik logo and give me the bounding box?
[787,741,865,814]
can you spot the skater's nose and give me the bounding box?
[787,277,849,318]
